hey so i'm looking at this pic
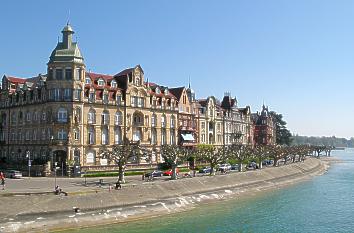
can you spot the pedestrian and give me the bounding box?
[142,173,145,181]
[0,172,5,190]
[115,180,122,190]
[108,184,112,192]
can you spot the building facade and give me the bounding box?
[169,86,198,148]
[0,24,278,175]
[220,93,254,146]
[252,105,276,145]
[0,24,179,174]
[196,97,224,146]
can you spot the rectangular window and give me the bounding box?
[65,69,72,80]
[54,89,60,101]
[56,69,63,80]
[75,68,81,80]
[89,93,95,103]
[116,95,122,106]
[73,89,81,100]
[103,94,109,104]
[64,89,72,101]
[74,130,79,140]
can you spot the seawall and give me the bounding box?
[0,157,329,232]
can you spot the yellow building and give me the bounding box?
[0,24,178,175]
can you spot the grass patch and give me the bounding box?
[83,171,145,177]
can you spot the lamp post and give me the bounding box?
[26,151,31,178]
[50,136,57,189]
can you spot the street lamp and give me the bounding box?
[50,136,57,189]
[26,151,31,178]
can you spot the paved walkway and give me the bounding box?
[0,171,221,195]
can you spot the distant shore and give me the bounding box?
[0,157,334,233]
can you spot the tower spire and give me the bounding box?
[188,76,191,89]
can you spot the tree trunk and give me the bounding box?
[273,158,278,167]
[258,157,262,169]
[118,165,125,183]
[210,166,215,175]
[171,166,178,180]
[238,162,243,172]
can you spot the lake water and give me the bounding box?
[64,149,354,233]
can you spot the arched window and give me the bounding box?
[87,109,96,124]
[85,77,91,84]
[114,127,122,144]
[86,151,95,164]
[98,78,105,86]
[151,113,157,127]
[101,126,109,145]
[101,111,110,125]
[161,129,166,145]
[133,128,142,142]
[161,115,166,128]
[170,115,175,128]
[133,112,144,126]
[74,128,80,141]
[111,80,117,88]
[115,111,123,125]
[57,108,68,122]
[170,129,175,145]
[88,126,95,144]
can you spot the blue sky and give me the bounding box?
[1,0,354,138]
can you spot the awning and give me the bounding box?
[181,134,195,141]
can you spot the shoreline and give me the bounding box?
[0,157,334,233]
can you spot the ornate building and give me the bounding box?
[0,24,178,175]
[252,105,276,145]
[169,85,198,148]
[196,96,224,146]
[220,93,254,146]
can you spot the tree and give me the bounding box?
[99,144,140,183]
[161,145,189,180]
[195,144,227,175]
[269,111,293,146]
[226,144,250,172]
[251,145,271,169]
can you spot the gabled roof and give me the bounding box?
[115,68,134,77]
[114,65,144,77]
[86,72,113,81]
[7,76,27,84]
[169,87,185,100]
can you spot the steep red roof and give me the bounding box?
[86,72,113,81]
[7,76,27,84]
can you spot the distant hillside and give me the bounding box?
[291,135,354,148]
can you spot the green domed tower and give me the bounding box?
[46,24,86,173]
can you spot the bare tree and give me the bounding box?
[99,144,139,183]
[196,144,228,175]
[161,145,189,180]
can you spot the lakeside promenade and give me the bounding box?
[0,157,333,233]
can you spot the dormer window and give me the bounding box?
[135,77,140,86]
[165,88,169,95]
[85,77,91,85]
[111,80,117,88]
[155,87,160,94]
[98,79,105,86]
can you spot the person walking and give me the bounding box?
[0,171,6,190]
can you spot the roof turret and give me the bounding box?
[48,24,84,64]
